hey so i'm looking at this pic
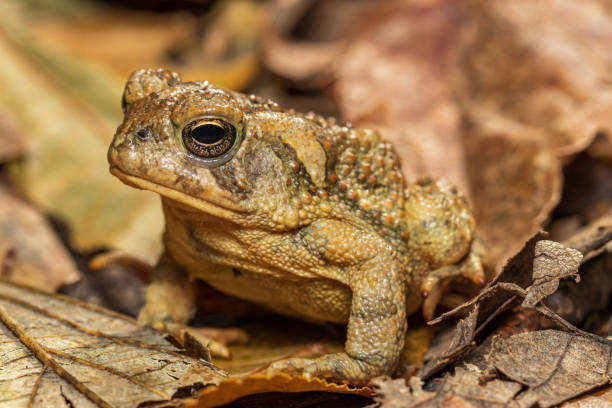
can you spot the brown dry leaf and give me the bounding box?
[460,0,612,156]
[373,365,521,408]
[459,0,612,270]
[521,240,582,308]
[192,372,372,408]
[29,0,262,90]
[561,386,612,408]
[423,233,546,375]
[545,212,612,327]
[215,318,343,377]
[330,0,612,272]
[430,235,584,325]
[331,0,564,273]
[489,330,612,408]
[0,112,28,163]
[422,234,587,378]
[371,377,433,408]
[395,326,437,378]
[465,127,563,272]
[0,184,79,291]
[562,213,612,263]
[261,0,362,84]
[0,0,164,260]
[0,278,225,408]
[334,0,470,195]
[418,308,479,380]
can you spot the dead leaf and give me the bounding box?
[262,0,357,84]
[0,0,164,261]
[418,307,479,379]
[373,365,521,408]
[29,1,262,91]
[522,240,582,308]
[395,326,437,378]
[0,112,28,163]
[422,235,589,378]
[331,0,568,273]
[489,330,612,408]
[429,232,547,328]
[193,372,372,408]
[0,278,225,407]
[562,213,612,263]
[543,213,612,325]
[460,0,612,156]
[554,152,612,230]
[560,385,612,408]
[465,129,563,272]
[334,0,470,194]
[0,183,79,291]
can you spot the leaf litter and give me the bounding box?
[0,278,225,408]
[0,183,79,292]
[0,0,612,407]
[375,224,612,406]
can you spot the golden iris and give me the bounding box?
[182,119,236,158]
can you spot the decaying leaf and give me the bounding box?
[28,0,262,90]
[374,365,521,408]
[532,211,612,326]
[262,0,357,84]
[562,213,612,263]
[193,373,372,408]
[0,112,28,163]
[522,241,582,308]
[418,308,479,380]
[0,279,225,407]
[490,330,612,408]
[327,0,612,273]
[0,0,164,260]
[334,0,470,195]
[421,235,585,378]
[465,130,562,272]
[0,183,79,291]
[430,236,583,324]
[561,385,612,408]
[460,0,612,156]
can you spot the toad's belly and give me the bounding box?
[195,266,352,324]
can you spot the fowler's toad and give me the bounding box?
[108,68,485,383]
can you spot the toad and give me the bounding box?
[108,68,485,384]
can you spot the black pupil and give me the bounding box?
[191,124,225,144]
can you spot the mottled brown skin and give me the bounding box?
[108,69,485,384]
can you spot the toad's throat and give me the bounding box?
[109,166,247,220]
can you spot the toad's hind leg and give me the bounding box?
[420,238,487,321]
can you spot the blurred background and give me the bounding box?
[0,0,611,320]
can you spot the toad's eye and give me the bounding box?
[182,118,237,160]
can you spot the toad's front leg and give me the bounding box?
[139,252,246,358]
[269,222,407,384]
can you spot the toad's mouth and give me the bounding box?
[110,166,248,221]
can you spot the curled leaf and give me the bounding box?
[522,240,582,308]
[195,372,372,408]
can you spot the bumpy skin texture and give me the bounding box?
[108,68,485,384]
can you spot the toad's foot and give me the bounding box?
[421,239,487,321]
[162,321,247,359]
[138,252,247,359]
[266,352,382,385]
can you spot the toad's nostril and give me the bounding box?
[135,126,153,141]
